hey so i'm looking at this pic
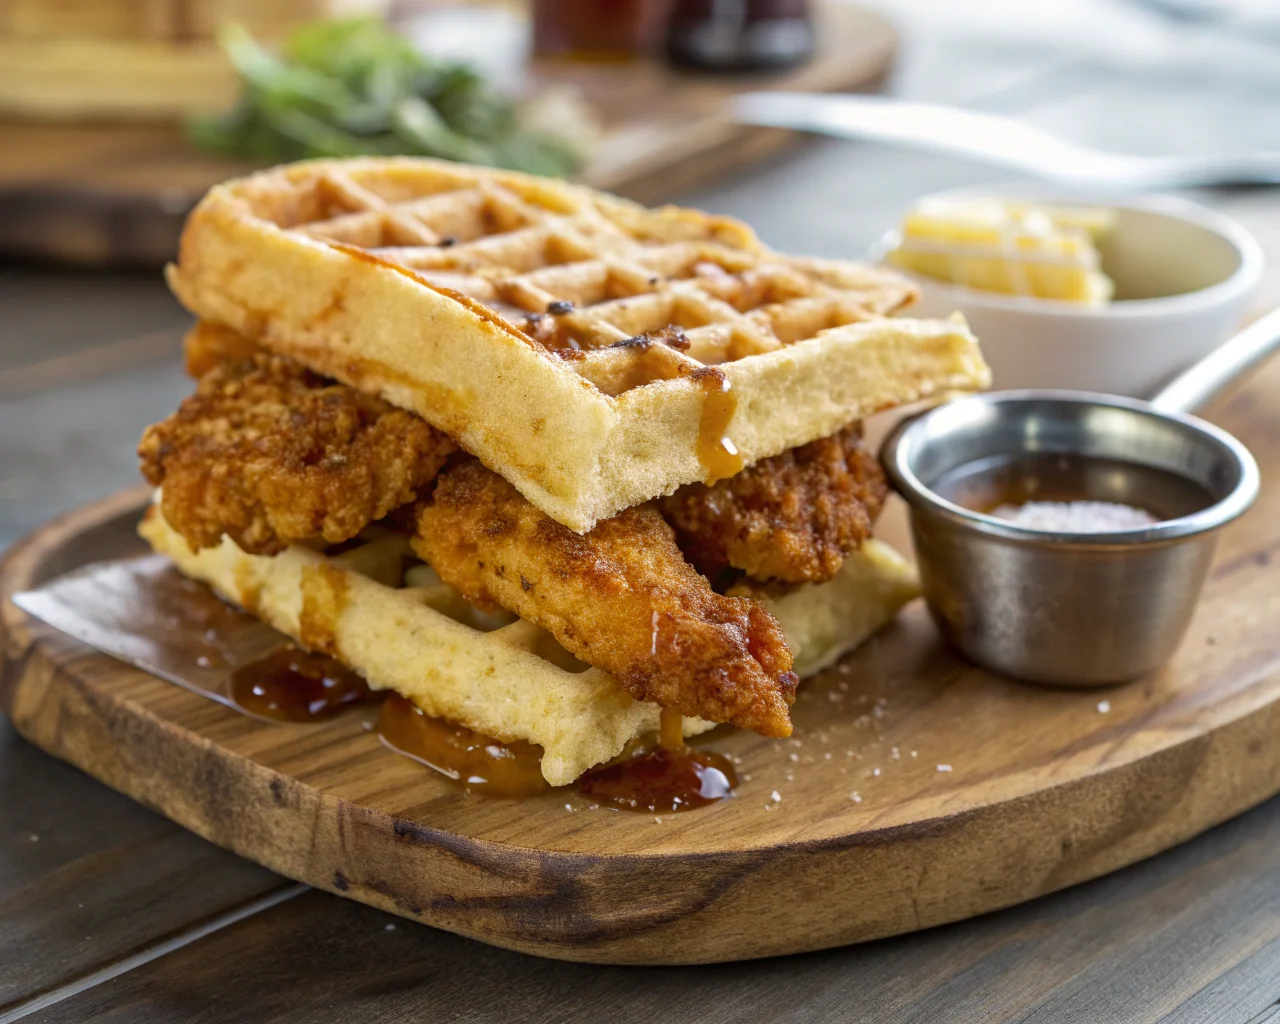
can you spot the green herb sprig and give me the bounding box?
[188,17,589,178]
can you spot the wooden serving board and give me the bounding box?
[0,4,894,267]
[3,364,1280,966]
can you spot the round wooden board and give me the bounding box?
[0,3,895,266]
[3,364,1280,966]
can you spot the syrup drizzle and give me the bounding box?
[173,557,734,809]
[375,695,737,811]
[577,706,738,813]
[376,693,549,797]
[694,369,743,483]
[159,573,247,671]
[228,645,381,722]
[658,706,685,752]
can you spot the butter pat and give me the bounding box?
[887,198,1116,306]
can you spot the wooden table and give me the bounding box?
[3,3,1280,1019]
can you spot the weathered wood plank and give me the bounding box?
[21,795,1280,1023]
[0,716,287,1014]
[0,490,291,1014]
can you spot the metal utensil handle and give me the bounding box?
[732,92,1280,188]
[1151,306,1280,415]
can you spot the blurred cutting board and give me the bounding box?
[0,4,895,267]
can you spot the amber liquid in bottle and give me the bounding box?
[533,0,669,61]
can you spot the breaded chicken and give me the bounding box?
[414,461,798,737]
[658,424,888,585]
[139,353,455,555]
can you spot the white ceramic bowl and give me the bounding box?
[872,188,1264,398]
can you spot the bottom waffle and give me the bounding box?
[139,506,919,786]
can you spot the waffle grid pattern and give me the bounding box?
[169,158,989,531]
[140,506,918,785]
[255,163,915,396]
[141,509,689,786]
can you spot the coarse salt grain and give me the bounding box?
[936,764,952,773]
[991,500,1157,531]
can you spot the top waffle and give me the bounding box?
[168,157,990,532]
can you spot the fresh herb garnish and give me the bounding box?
[188,17,591,177]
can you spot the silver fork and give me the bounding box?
[733,92,1280,190]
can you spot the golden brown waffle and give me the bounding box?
[168,157,989,532]
[140,506,919,786]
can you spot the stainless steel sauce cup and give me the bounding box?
[882,307,1280,685]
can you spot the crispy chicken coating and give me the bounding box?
[413,461,798,737]
[658,424,888,585]
[138,353,455,555]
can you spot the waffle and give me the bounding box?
[167,157,990,532]
[139,506,919,786]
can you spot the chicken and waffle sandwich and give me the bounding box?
[138,158,989,788]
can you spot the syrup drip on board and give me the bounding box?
[694,369,743,483]
[152,569,250,671]
[577,706,738,813]
[659,705,685,752]
[376,693,549,797]
[229,645,381,722]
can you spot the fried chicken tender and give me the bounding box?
[139,353,455,555]
[658,424,889,585]
[413,461,798,737]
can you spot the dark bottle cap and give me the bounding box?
[666,0,815,71]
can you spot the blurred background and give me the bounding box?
[3,0,1279,549]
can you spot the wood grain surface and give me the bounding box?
[18,796,1280,1023]
[2,360,1279,966]
[0,496,292,1015]
[0,709,289,1016]
[0,4,894,266]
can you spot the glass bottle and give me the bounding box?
[533,0,670,61]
